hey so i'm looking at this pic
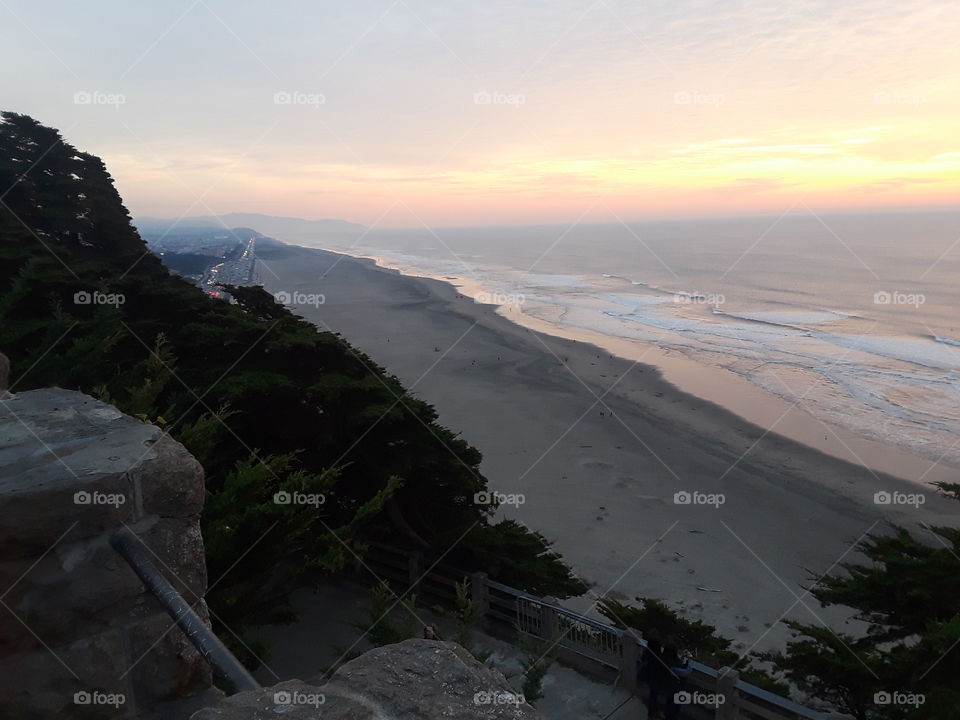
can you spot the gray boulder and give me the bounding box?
[191,639,544,719]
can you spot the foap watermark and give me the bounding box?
[474,490,526,507]
[274,290,325,308]
[674,490,725,508]
[74,690,126,708]
[74,490,126,508]
[873,290,924,308]
[874,490,925,508]
[874,691,925,708]
[273,690,326,707]
[474,290,526,305]
[674,91,725,106]
[74,290,125,307]
[474,690,525,707]
[274,490,325,507]
[675,690,725,707]
[273,90,325,108]
[673,291,725,305]
[473,90,525,108]
[873,91,925,106]
[74,91,126,108]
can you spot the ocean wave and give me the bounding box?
[826,335,960,370]
[717,308,847,323]
[933,335,960,347]
[598,272,648,288]
[711,309,845,333]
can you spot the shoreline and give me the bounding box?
[324,247,959,488]
[255,241,959,652]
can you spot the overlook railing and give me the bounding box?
[365,543,827,720]
[110,529,261,694]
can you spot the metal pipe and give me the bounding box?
[110,528,260,693]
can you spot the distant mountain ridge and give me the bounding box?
[135,212,365,239]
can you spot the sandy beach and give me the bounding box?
[256,241,958,653]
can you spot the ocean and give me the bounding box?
[303,210,960,475]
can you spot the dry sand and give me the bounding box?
[256,242,958,654]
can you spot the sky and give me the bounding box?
[2,0,958,227]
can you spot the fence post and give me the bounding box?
[620,630,641,691]
[407,550,422,591]
[716,667,739,720]
[541,597,559,641]
[471,571,489,617]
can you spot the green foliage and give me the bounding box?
[125,332,176,420]
[764,510,960,720]
[355,581,419,647]
[454,520,588,598]
[446,578,490,661]
[176,404,238,468]
[598,597,789,694]
[809,525,960,643]
[203,453,338,627]
[517,634,554,705]
[453,579,479,649]
[599,597,731,656]
[760,624,888,720]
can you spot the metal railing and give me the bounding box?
[365,543,828,720]
[110,529,260,694]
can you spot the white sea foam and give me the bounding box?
[826,335,960,370]
[715,309,850,326]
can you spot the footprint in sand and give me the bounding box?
[580,459,614,472]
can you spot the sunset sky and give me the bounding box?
[2,0,958,227]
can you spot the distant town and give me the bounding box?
[142,228,263,298]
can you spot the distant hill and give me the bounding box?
[135,213,365,241]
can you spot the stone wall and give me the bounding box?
[0,369,212,718]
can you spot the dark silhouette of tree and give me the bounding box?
[763,484,960,720]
